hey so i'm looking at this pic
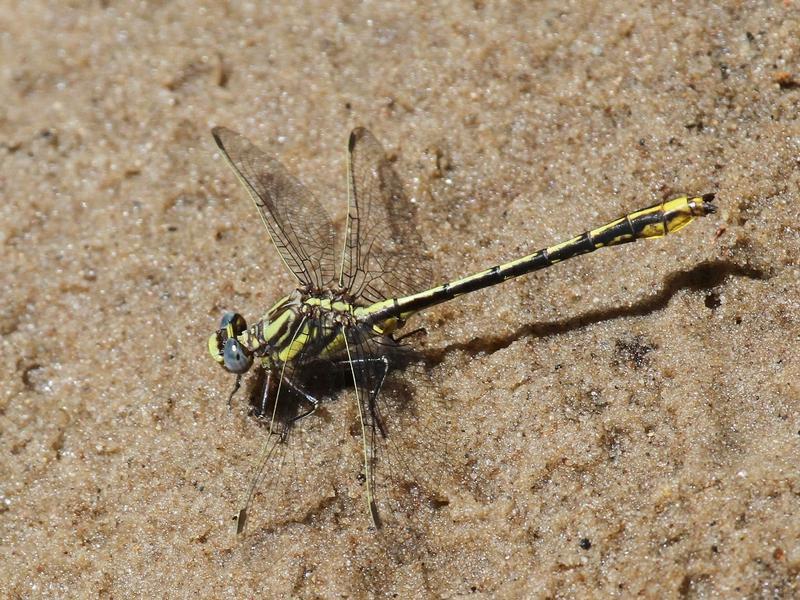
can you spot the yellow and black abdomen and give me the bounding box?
[547,193,716,261]
[364,194,716,322]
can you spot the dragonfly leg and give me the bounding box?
[393,326,427,343]
[331,356,391,438]
[369,356,390,439]
[330,355,390,400]
[257,369,272,416]
[253,369,317,429]
[276,357,393,428]
[282,377,321,424]
[227,374,243,411]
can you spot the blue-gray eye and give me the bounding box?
[222,338,253,374]
[220,312,247,335]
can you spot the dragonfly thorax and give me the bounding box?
[259,292,368,361]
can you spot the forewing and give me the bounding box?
[339,128,433,303]
[212,127,337,290]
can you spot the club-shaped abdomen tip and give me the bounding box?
[689,193,716,216]
[701,193,717,213]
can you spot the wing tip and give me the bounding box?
[699,192,717,215]
[349,127,366,152]
[211,126,227,149]
[347,127,361,152]
[212,126,242,152]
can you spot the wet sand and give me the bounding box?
[2,1,799,597]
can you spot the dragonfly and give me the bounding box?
[207,125,716,533]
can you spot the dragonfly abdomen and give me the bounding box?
[366,194,716,321]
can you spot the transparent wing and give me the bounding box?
[235,318,337,533]
[339,128,433,303]
[235,414,292,534]
[235,318,454,531]
[234,366,296,534]
[344,324,454,529]
[212,127,338,290]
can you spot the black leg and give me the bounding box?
[330,356,391,401]
[227,374,242,411]
[257,356,393,429]
[258,369,272,416]
[369,356,390,439]
[393,326,427,343]
[331,356,391,438]
[282,377,320,424]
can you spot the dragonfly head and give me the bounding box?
[208,312,254,374]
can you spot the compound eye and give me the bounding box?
[220,312,248,336]
[222,338,253,374]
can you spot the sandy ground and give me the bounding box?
[2,1,799,598]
